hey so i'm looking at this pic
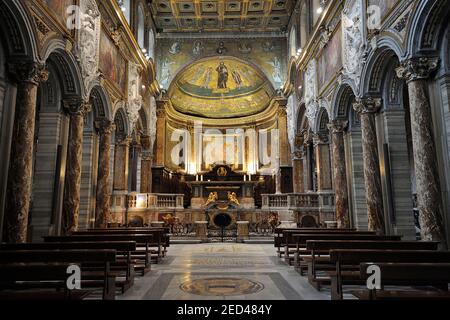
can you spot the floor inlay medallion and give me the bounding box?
[179,277,264,296]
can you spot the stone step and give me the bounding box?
[243,239,274,244]
[171,239,203,244]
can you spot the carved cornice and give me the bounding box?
[8,62,49,85]
[352,97,382,115]
[396,57,440,83]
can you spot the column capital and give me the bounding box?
[8,62,49,85]
[117,136,132,146]
[63,98,92,117]
[313,132,329,145]
[396,56,439,83]
[292,151,304,160]
[327,120,348,134]
[95,119,116,135]
[142,151,154,161]
[352,97,382,115]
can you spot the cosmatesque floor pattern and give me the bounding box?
[119,243,329,300]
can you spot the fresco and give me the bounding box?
[368,0,399,24]
[99,30,127,95]
[157,38,286,89]
[318,26,343,91]
[44,0,73,26]
[169,57,274,119]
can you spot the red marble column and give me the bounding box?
[5,63,49,243]
[95,120,115,228]
[353,97,385,234]
[62,99,91,234]
[113,137,132,191]
[396,57,447,245]
[328,120,350,229]
[313,133,332,191]
[140,134,153,193]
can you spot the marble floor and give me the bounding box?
[119,243,330,300]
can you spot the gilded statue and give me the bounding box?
[205,192,218,206]
[228,192,240,206]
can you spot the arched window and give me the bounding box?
[119,0,131,25]
[148,29,155,60]
[289,26,297,57]
[137,6,145,48]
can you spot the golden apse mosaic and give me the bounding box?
[168,57,275,118]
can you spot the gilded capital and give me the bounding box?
[352,97,382,115]
[396,57,439,83]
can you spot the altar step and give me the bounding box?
[171,239,203,244]
[244,237,274,244]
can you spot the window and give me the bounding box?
[118,0,131,25]
[137,6,145,48]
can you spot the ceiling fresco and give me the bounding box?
[150,0,296,33]
[169,57,275,118]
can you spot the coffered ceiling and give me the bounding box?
[150,0,296,33]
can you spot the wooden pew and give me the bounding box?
[74,229,166,263]
[304,240,439,290]
[329,249,450,300]
[0,249,116,300]
[44,234,153,275]
[353,263,450,300]
[0,241,136,293]
[288,233,400,265]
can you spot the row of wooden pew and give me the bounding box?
[274,227,450,300]
[0,227,170,300]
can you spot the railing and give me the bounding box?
[261,192,334,210]
[125,193,184,209]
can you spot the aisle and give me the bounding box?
[119,243,328,300]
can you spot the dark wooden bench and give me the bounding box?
[288,233,401,265]
[329,250,450,300]
[303,240,439,290]
[1,241,136,293]
[353,262,450,300]
[77,228,168,262]
[0,249,116,300]
[44,234,153,275]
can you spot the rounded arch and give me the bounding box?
[314,107,330,134]
[43,43,84,99]
[0,0,39,63]
[138,108,148,133]
[406,0,450,57]
[361,45,401,96]
[89,85,113,121]
[330,84,357,121]
[113,104,131,138]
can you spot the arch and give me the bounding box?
[406,0,450,57]
[89,85,113,121]
[0,0,39,62]
[114,105,130,138]
[43,43,85,99]
[330,84,357,121]
[360,45,401,96]
[138,108,148,133]
[315,107,330,134]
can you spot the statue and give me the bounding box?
[216,62,229,89]
[228,192,240,206]
[205,192,218,206]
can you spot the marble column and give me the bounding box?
[292,152,305,193]
[4,63,49,243]
[353,97,385,234]
[328,120,350,229]
[95,120,115,228]
[113,137,132,191]
[277,103,291,166]
[140,153,153,193]
[313,133,332,191]
[62,100,91,234]
[155,101,166,166]
[396,57,447,244]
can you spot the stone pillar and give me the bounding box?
[292,153,305,193]
[140,153,153,193]
[4,63,49,243]
[353,97,385,234]
[113,137,132,191]
[62,99,91,234]
[155,100,167,166]
[396,57,447,244]
[277,102,291,166]
[95,120,115,228]
[328,120,350,228]
[313,133,332,191]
